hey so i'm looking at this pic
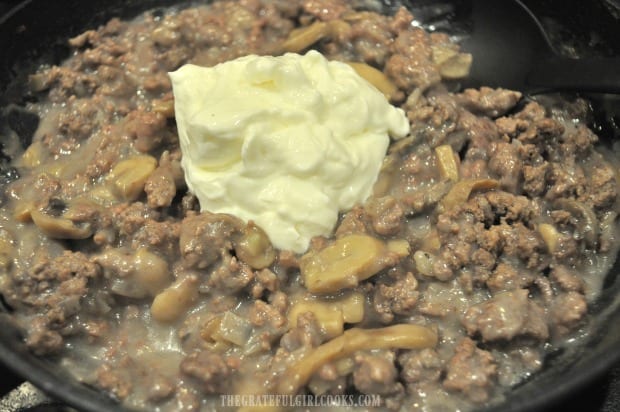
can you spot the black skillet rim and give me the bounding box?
[0,1,619,411]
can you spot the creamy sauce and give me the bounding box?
[171,51,409,253]
[0,2,618,412]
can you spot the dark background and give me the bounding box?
[0,0,619,411]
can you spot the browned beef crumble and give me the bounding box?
[0,1,618,411]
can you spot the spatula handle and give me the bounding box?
[527,57,620,94]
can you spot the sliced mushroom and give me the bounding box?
[373,153,399,197]
[288,299,344,339]
[151,275,199,323]
[200,315,230,352]
[439,53,473,80]
[109,155,158,201]
[19,141,46,169]
[281,21,329,53]
[133,248,172,296]
[413,250,435,277]
[402,180,454,214]
[431,44,459,66]
[345,62,398,100]
[435,144,460,182]
[538,223,560,254]
[421,229,441,253]
[277,324,437,395]
[288,292,365,339]
[31,209,93,239]
[300,234,410,294]
[554,199,599,248]
[599,211,618,252]
[281,19,351,53]
[217,311,253,347]
[200,311,254,350]
[438,179,499,212]
[13,200,35,223]
[431,45,473,80]
[234,222,276,270]
[97,248,171,299]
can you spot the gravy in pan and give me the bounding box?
[1,1,619,411]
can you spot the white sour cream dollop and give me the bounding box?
[170,51,409,253]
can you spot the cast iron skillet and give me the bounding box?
[0,1,620,411]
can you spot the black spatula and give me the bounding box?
[459,0,620,94]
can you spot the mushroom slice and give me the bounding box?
[438,179,499,212]
[277,324,437,395]
[288,292,365,339]
[537,223,560,253]
[31,209,92,239]
[234,222,276,270]
[151,275,199,323]
[109,155,157,201]
[345,62,398,100]
[281,21,329,53]
[554,199,599,248]
[439,53,473,79]
[300,234,410,294]
[435,144,460,182]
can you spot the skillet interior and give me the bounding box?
[0,1,619,411]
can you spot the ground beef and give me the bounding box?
[495,115,529,138]
[302,0,346,20]
[373,272,419,323]
[550,291,587,334]
[6,251,102,355]
[456,87,522,118]
[486,262,534,293]
[365,196,405,236]
[201,255,255,294]
[112,202,160,237]
[462,289,549,342]
[588,162,618,210]
[522,162,549,197]
[550,265,585,293]
[310,362,347,395]
[407,92,459,147]
[124,110,168,153]
[96,363,133,400]
[385,27,441,91]
[546,162,587,201]
[487,141,522,192]
[180,351,233,394]
[24,317,64,356]
[178,212,243,270]
[399,348,443,384]
[1,1,618,412]
[402,181,453,215]
[353,352,401,396]
[335,206,370,237]
[345,12,396,66]
[280,312,323,352]
[146,375,175,403]
[130,219,180,257]
[249,268,279,298]
[443,338,497,403]
[435,190,547,282]
[248,298,287,330]
[457,109,499,153]
[145,163,177,209]
[561,123,598,155]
